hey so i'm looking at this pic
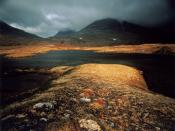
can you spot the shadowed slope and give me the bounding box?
[0,20,42,45]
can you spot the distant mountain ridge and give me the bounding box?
[0,18,174,46]
[80,18,124,33]
[0,20,42,45]
[51,18,175,45]
[55,29,75,37]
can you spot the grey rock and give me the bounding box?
[80,97,91,103]
[70,98,78,103]
[155,127,161,131]
[40,118,47,122]
[47,114,55,120]
[64,113,70,118]
[1,115,16,122]
[16,114,26,119]
[110,122,115,128]
[40,112,47,117]
[62,113,70,120]
[33,102,54,111]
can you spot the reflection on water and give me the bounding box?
[1,50,175,98]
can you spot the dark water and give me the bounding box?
[1,50,175,98]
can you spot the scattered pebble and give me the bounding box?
[110,122,115,128]
[62,113,70,120]
[16,114,26,119]
[65,110,73,114]
[1,115,16,122]
[52,100,57,105]
[79,119,101,131]
[40,112,47,117]
[155,127,161,131]
[70,98,78,103]
[140,71,143,75]
[107,106,112,109]
[40,118,48,122]
[24,119,29,123]
[33,102,54,111]
[143,113,149,119]
[47,114,55,120]
[80,97,91,103]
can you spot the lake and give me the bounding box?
[1,50,175,99]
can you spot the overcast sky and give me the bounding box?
[0,0,174,37]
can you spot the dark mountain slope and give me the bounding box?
[51,18,175,45]
[0,20,42,46]
[80,18,124,34]
[55,29,75,37]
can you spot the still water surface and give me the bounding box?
[1,50,175,98]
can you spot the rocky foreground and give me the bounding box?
[1,64,175,130]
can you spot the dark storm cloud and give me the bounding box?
[0,0,173,37]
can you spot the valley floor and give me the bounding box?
[0,43,175,58]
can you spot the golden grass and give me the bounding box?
[1,64,147,114]
[0,43,175,58]
[2,64,175,131]
[69,64,148,90]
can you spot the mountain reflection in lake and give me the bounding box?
[1,50,175,98]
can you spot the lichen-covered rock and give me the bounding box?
[80,88,95,98]
[79,119,101,131]
[89,98,106,110]
[33,102,55,111]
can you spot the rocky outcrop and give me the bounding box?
[1,64,175,130]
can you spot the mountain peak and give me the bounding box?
[81,18,123,33]
[55,29,75,37]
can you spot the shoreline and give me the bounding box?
[0,43,175,58]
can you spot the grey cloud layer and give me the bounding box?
[0,0,173,37]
